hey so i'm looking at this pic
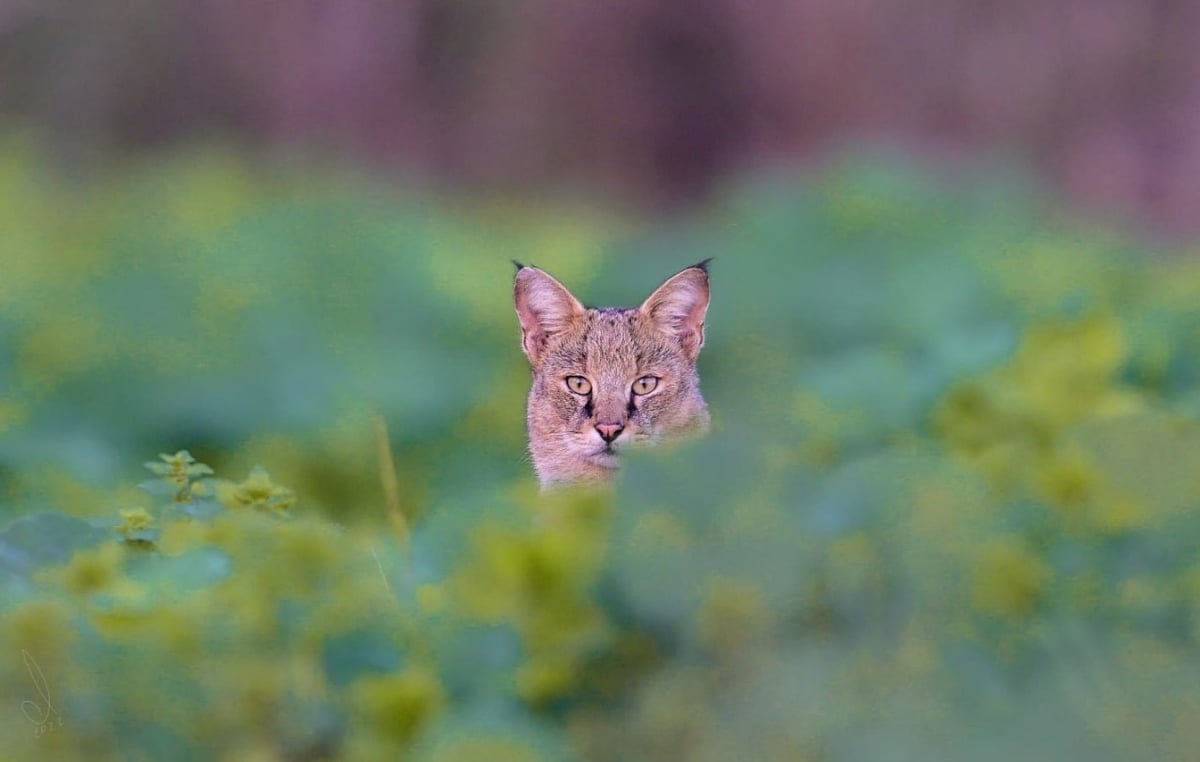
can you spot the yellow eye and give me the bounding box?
[632,376,659,395]
[565,376,592,395]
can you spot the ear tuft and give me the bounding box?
[514,266,585,364]
[639,263,711,360]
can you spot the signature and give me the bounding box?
[20,650,63,737]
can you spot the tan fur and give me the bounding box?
[513,261,711,487]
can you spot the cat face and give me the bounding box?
[514,262,711,487]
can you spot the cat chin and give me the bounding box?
[585,450,621,469]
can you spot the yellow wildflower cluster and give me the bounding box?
[116,507,154,537]
[970,539,1051,620]
[216,466,297,516]
[146,450,214,492]
[452,488,612,703]
[933,313,1145,506]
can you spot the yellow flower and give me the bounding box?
[143,450,216,503]
[516,656,576,703]
[145,450,214,479]
[3,599,75,663]
[116,507,154,537]
[1034,449,1099,512]
[971,539,1050,620]
[216,466,296,516]
[59,543,124,596]
[353,668,444,746]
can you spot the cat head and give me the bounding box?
[513,261,711,485]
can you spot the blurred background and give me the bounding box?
[2,2,1200,761]
[7,0,1200,229]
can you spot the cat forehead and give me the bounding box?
[539,307,680,368]
[587,306,637,326]
[581,308,639,359]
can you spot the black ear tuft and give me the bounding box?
[512,260,526,273]
[693,258,713,273]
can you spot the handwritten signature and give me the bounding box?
[20,650,63,737]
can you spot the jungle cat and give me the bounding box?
[513,260,711,487]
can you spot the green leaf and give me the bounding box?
[0,512,108,582]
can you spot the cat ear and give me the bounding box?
[514,263,586,364]
[639,260,711,360]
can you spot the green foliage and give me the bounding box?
[2,140,1200,759]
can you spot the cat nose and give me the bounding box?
[595,422,624,443]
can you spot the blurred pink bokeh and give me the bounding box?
[4,0,1200,229]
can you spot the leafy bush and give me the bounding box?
[2,140,1199,760]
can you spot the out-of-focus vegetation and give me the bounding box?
[2,138,1200,760]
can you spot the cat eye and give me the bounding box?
[631,376,659,395]
[565,376,592,395]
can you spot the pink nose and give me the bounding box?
[595,422,624,443]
